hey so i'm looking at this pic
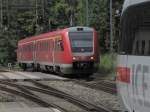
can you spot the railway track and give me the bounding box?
[0,83,67,112]
[0,80,114,112]
[0,71,117,112]
[74,80,117,95]
[0,76,68,112]
[30,80,114,112]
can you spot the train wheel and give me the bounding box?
[55,66,65,77]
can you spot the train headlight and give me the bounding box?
[73,57,76,60]
[90,57,94,60]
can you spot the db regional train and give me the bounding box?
[17,26,99,76]
[117,0,150,112]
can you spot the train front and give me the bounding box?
[117,0,150,112]
[64,27,99,75]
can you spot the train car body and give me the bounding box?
[17,26,99,75]
[117,0,150,112]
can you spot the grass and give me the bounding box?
[98,53,117,79]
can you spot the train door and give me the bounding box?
[52,39,55,66]
[33,41,36,64]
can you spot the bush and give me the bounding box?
[98,53,117,75]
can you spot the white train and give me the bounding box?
[117,0,150,112]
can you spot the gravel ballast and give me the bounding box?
[40,80,121,111]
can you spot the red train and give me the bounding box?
[17,26,100,76]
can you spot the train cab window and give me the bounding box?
[69,32,93,52]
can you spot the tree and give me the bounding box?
[0,0,124,64]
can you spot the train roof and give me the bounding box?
[18,26,94,44]
[122,0,150,13]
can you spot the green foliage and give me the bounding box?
[0,30,17,65]
[99,53,116,74]
[89,0,109,52]
[0,0,123,64]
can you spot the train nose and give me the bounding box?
[73,62,94,69]
[80,63,88,69]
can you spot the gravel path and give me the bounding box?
[40,80,121,111]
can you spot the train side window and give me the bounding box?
[26,45,28,52]
[46,42,48,51]
[41,43,43,51]
[23,46,25,52]
[133,40,139,55]
[46,42,47,51]
[40,42,42,51]
[37,43,39,51]
[59,40,64,51]
[44,42,47,51]
[50,40,54,51]
[54,39,57,51]
[43,42,45,51]
[141,40,145,55]
[45,42,47,51]
[149,40,150,55]
[49,41,51,50]
[27,45,29,52]
[29,45,31,52]
[24,46,26,52]
[29,45,31,51]
[136,40,139,55]
[55,40,64,51]
[48,42,50,51]
[28,45,29,51]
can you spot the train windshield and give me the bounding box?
[69,32,93,52]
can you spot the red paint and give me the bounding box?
[17,27,100,67]
[116,67,130,83]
